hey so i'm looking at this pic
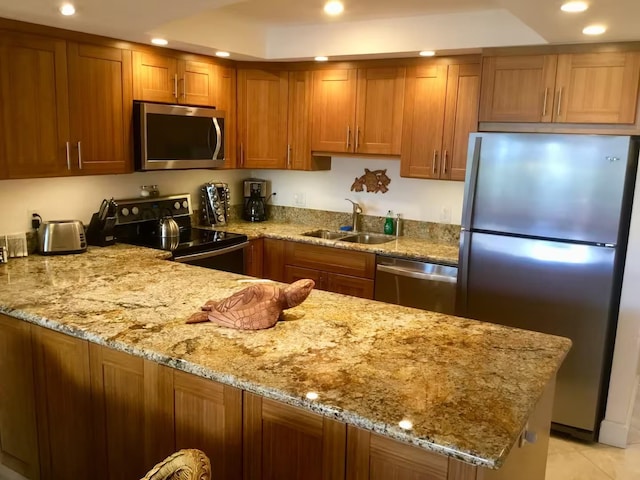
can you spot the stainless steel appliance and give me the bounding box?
[375,257,457,314]
[243,178,267,222]
[112,194,248,274]
[201,182,230,226]
[133,102,225,171]
[457,133,640,441]
[39,220,87,255]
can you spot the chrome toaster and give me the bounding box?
[39,220,87,255]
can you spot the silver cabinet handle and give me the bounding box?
[66,141,71,170]
[77,141,82,169]
[173,74,178,100]
[287,144,291,168]
[432,150,439,175]
[346,125,351,150]
[183,76,187,100]
[376,264,457,283]
[240,142,244,167]
[557,88,563,117]
[355,127,360,152]
[443,150,448,175]
[542,88,549,117]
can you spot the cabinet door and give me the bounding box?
[311,69,357,153]
[0,32,70,179]
[284,242,375,279]
[0,315,39,479]
[263,238,286,282]
[245,238,264,278]
[479,55,557,123]
[346,426,449,480]
[132,51,178,103]
[180,59,216,106]
[355,67,405,155]
[67,43,133,175]
[400,64,448,179]
[243,392,346,480]
[237,69,288,169]
[284,265,324,290]
[32,326,94,480]
[441,63,480,181]
[214,65,237,168]
[288,70,313,169]
[90,345,174,480]
[326,273,374,299]
[173,370,243,480]
[554,52,640,124]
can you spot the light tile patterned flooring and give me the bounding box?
[546,435,640,480]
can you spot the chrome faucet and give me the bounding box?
[345,199,362,233]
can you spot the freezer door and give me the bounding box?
[466,133,634,244]
[459,231,617,433]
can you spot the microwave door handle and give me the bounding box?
[211,118,222,160]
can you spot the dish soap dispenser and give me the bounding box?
[384,210,394,235]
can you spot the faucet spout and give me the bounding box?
[345,199,363,233]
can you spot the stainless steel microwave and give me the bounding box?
[133,101,225,171]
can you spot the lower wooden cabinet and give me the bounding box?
[243,392,346,480]
[0,314,39,479]
[263,238,286,282]
[284,265,374,299]
[245,238,264,278]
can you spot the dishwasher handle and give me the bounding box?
[376,264,457,284]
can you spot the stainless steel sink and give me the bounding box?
[301,229,349,240]
[338,233,395,244]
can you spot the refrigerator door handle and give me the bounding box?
[456,230,471,316]
[461,136,482,230]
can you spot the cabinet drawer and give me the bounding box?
[284,242,375,278]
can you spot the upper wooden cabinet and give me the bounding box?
[0,32,133,179]
[311,67,405,155]
[214,65,238,168]
[480,51,640,124]
[401,62,480,181]
[132,51,219,107]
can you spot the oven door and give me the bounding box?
[173,242,249,274]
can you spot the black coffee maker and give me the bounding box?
[243,178,267,222]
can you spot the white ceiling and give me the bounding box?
[0,0,639,60]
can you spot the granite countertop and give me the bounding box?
[206,220,460,265]
[0,245,570,469]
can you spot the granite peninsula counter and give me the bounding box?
[0,245,570,477]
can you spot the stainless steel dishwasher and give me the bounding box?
[374,256,458,314]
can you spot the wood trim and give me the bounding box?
[482,41,640,57]
[144,362,176,469]
[448,459,479,480]
[346,425,371,480]
[243,392,263,480]
[322,418,347,480]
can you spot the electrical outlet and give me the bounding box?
[293,193,306,207]
[440,206,452,223]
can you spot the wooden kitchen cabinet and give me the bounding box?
[263,238,286,281]
[311,67,405,155]
[237,69,289,169]
[0,32,70,179]
[173,370,243,480]
[401,62,480,181]
[243,392,346,480]
[0,31,133,178]
[480,51,640,125]
[0,314,39,479]
[132,50,218,107]
[215,64,238,168]
[31,326,94,480]
[245,238,264,278]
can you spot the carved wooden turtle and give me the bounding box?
[186,279,315,330]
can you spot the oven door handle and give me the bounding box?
[173,241,250,263]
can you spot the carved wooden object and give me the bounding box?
[350,168,391,193]
[140,449,211,480]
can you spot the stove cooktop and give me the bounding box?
[126,228,248,258]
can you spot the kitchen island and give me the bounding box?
[0,245,570,480]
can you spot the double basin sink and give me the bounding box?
[302,229,396,245]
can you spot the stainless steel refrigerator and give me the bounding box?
[457,133,639,441]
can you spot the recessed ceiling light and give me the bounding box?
[561,1,589,13]
[59,3,75,16]
[583,24,606,35]
[216,51,231,58]
[151,38,168,46]
[324,1,344,16]
[419,51,436,57]
[315,56,329,62]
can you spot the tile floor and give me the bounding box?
[546,435,640,480]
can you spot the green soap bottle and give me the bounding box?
[384,210,394,235]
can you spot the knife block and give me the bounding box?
[86,213,116,246]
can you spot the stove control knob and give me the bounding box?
[121,207,129,217]
[131,207,140,215]
[182,200,189,209]
[174,201,181,210]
